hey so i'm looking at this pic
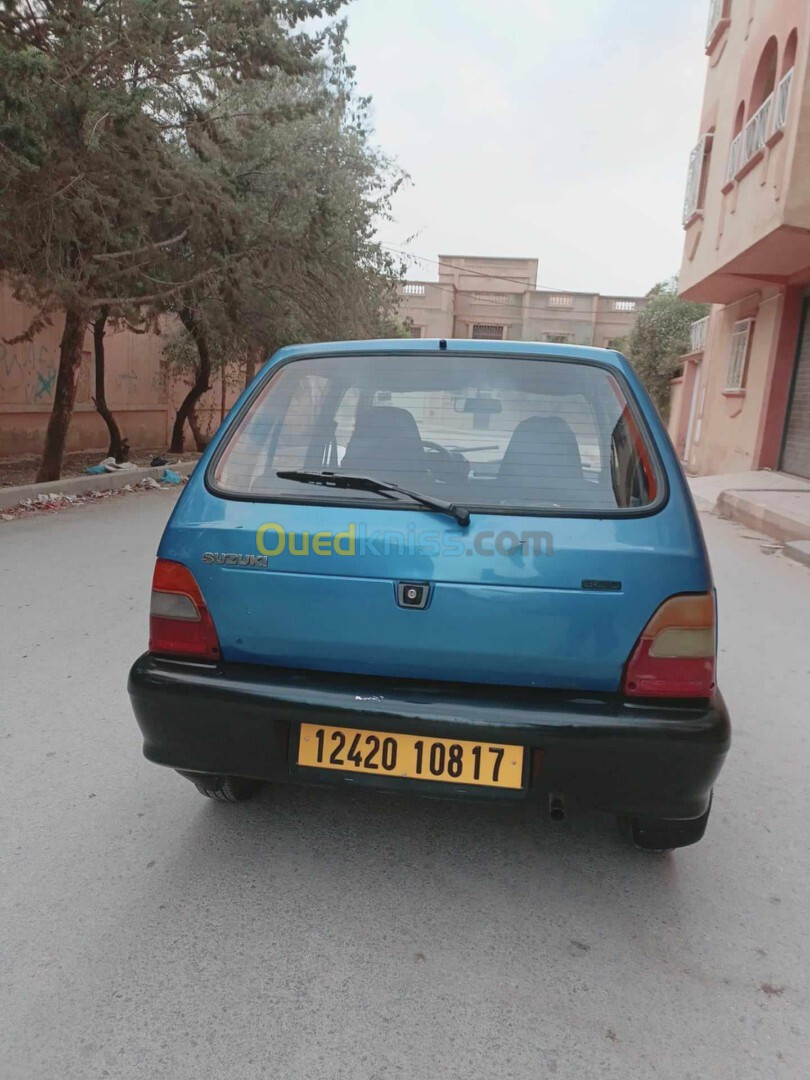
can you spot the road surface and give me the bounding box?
[1,490,808,1079]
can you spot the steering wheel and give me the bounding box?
[422,441,469,485]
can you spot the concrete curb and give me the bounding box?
[783,540,810,569]
[0,460,197,511]
[716,490,810,544]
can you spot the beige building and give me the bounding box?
[397,255,645,349]
[670,0,810,478]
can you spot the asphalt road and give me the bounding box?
[2,490,809,1080]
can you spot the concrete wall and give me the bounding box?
[668,376,686,457]
[523,292,598,345]
[398,282,455,339]
[438,255,538,293]
[0,283,170,456]
[0,281,249,458]
[398,256,644,348]
[594,297,642,349]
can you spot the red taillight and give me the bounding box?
[623,593,716,699]
[149,559,220,660]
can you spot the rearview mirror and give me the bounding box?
[454,395,503,415]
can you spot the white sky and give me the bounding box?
[345,0,710,296]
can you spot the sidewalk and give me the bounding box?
[0,459,197,512]
[688,469,810,567]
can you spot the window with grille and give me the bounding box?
[683,133,713,224]
[548,295,573,308]
[471,324,504,340]
[726,319,753,390]
[408,325,424,338]
[612,300,636,313]
[545,333,572,344]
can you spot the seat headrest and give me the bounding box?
[499,415,583,484]
[341,406,427,481]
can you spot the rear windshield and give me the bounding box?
[212,353,661,512]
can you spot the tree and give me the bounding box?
[0,0,347,480]
[91,307,124,460]
[624,278,708,417]
[161,60,406,451]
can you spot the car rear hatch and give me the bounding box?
[158,343,711,693]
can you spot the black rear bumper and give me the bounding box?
[128,654,730,820]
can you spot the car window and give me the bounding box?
[213,353,660,512]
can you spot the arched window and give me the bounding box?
[750,37,779,115]
[742,38,779,164]
[782,29,798,77]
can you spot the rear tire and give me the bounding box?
[618,795,712,853]
[177,772,262,802]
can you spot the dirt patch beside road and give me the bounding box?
[0,446,201,487]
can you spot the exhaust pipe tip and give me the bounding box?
[548,794,566,822]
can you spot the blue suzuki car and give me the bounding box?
[129,339,730,850]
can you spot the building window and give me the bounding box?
[611,299,637,312]
[726,319,754,390]
[545,333,572,344]
[750,37,778,115]
[402,283,426,296]
[683,133,713,225]
[471,324,505,340]
[606,338,623,350]
[408,325,424,338]
[547,295,573,308]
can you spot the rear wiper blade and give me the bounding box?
[276,470,471,527]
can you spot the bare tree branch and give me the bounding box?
[91,229,190,263]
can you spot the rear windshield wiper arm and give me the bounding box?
[276,470,471,527]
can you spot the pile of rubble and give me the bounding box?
[0,473,187,524]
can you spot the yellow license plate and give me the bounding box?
[297,723,524,790]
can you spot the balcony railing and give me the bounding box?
[469,291,513,305]
[689,316,710,354]
[774,68,794,135]
[725,69,794,187]
[683,134,710,225]
[706,0,729,50]
[401,283,426,296]
[725,133,742,185]
[742,94,773,167]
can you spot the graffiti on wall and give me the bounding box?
[33,370,57,400]
[115,368,140,397]
[0,342,57,405]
